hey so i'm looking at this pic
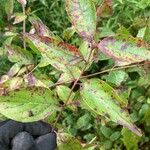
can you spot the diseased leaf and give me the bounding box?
[121,128,141,150]
[6,45,33,65]
[0,88,59,122]
[66,0,97,41]
[24,34,82,72]
[80,79,142,136]
[8,77,23,91]
[98,37,150,66]
[7,63,22,78]
[29,16,62,42]
[11,13,27,24]
[24,74,49,88]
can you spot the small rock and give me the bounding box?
[12,132,34,150]
[33,133,57,150]
[24,121,52,136]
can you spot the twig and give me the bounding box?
[22,5,26,49]
[49,62,148,89]
[53,47,94,128]
[82,63,146,79]
[53,65,86,128]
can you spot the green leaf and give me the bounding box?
[5,0,14,19]
[79,41,94,62]
[0,88,59,122]
[63,27,76,41]
[102,70,128,86]
[0,47,4,56]
[98,37,150,66]
[39,0,48,7]
[121,128,141,150]
[144,107,150,126]
[76,113,91,130]
[109,131,121,141]
[57,132,84,150]
[80,79,142,136]
[56,85,75,102]
[100,126,113,138]
[66,0,97,41]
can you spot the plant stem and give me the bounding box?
[49,62,148,89]
[53,65,86,128]
[53,47,94,128]
[22,5,26,49]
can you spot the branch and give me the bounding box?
[53,47,94,128]
[49,62,148,89]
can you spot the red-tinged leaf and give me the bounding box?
[59,42,80,56]
[98,37,150,66]
[24,34,82,71]
[66,0,97,41]
[27,34,80,56]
